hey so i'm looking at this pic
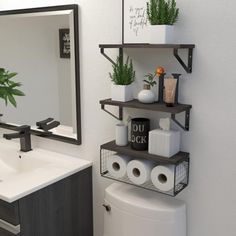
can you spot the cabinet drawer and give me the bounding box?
[0,227,20,236]
[0,200,19,226]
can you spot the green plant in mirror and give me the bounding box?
[147,0,179,25]
[109,56,135,85]
[0,68,25,107]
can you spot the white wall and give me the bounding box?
[0,1,236,236]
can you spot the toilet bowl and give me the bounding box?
[103,183,186,236]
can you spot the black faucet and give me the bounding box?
[3,125,32,152]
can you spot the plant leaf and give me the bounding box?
[7,94,17,107]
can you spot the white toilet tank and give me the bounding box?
[103,183,186,236]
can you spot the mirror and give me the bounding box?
[0,5,81,145]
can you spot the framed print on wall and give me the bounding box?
[122,0,150,44]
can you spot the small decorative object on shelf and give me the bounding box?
[156,66,165,103]
[164,76,177,107]
[171,73,181,104]
[138,84,156,104]
[146,0,179,43]
[109,56,135,102]
[115,122,128,146]
[149,118,180,157]
[131,118,150,151]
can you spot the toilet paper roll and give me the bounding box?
[107,155,131,178]
[151,164,186,192]
[127,160,154,185]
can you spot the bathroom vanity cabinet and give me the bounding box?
[0,167,93,236]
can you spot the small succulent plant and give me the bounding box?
[147,0,179,25]
[144,73,157,87]
[109,56,135,85]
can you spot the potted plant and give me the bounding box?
[109,56,135,102]
[0,68,25,107]
[138,72,157,104]
[146,0,179,43]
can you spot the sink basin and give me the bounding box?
[0,139,92,202]
[0,147,49,180]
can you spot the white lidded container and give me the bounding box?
[149,129,180,157]
[103,183,186,236]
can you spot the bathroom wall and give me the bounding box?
[0,1,235,236]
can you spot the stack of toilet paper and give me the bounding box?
[107,155,186,192]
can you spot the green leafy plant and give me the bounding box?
[147,0,179,25]
[0,68,25,107]
[109,56,135,85]
[144,72,157,87]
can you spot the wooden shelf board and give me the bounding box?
[99,43,195,49]
[100,99,192,114]
[101,140,189,165]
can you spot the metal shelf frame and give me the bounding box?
[100,99,192,131]
[99,44,195,73]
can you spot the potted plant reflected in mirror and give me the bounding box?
[147,0,179,44]
[0,68,25,108]
[138,72,157,104]
[110,56,135,102]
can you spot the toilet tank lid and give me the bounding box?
[105,183,186,220]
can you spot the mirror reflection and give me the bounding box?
[0,7,80,144]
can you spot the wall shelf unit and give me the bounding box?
[99,43,195,73]
[99,42,194,196]
[100,99,192,131]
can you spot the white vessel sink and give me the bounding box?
[0,139,92,202]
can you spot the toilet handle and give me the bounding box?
[102,204,111,212]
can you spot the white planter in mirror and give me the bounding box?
[149,25,174,44]
[111,84,133,102]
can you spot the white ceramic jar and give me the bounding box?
[138,84,155,104]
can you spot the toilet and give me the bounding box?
[103,183,186,236]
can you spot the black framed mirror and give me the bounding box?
[0,5,81,145]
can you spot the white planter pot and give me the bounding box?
[138,89,155,104]
[149,25,174,44]
[111,84,133,102]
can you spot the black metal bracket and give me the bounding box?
[101,104,123,121]
[100,48,123,66]
[173,48,193,73]
[171,109,190,131]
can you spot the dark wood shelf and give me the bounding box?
[101,140,189,165]
[99,43,195,49]
[100,99,192,114]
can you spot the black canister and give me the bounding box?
[131,118,150,151]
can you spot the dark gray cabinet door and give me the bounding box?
[0,200,19,226]
[18,167,93,236]
[0,228,19,236]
